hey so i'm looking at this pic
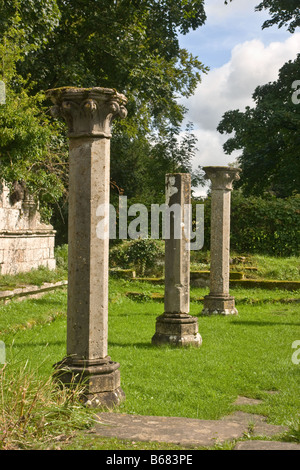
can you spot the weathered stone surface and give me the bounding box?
[202,167,241,315]
[0,182,56,275]
[234,441,300,450]
[94,412,246,448]
[202,295,237,316]
[152,174,201,347]
[234,396,263,406]
[54,356,125,406]
[48,86,127,407]
[93,411,288,448]
[47,87,127,139]
[164,174,190,314]
[222,411,287,437]
[152,313,201,347]
[0,281,67,303]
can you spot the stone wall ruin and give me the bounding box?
[0,182,56,275]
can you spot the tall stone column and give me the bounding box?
[47,87,127,407]
[152,173,202,347]
[202,166,241,315]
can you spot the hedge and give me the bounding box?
[202,192,300,257]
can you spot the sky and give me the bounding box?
[178,0,300,195]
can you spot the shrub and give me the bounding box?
[126,238,162,276]
[109,239,163,276]
[203,192,300,257]
[109,242,130,269]
[54,244,68,271]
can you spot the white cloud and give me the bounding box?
[204,0,259,24]
[179,0,292,69]
[182,32,300,183]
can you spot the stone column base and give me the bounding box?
[152,313,202,347]
[53,356,125,408]
[202,295,238,315]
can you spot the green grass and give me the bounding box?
[0,289,67,334]
[245,254,300,281]
[190,252,300,281]
[0,266,68,291]
[108,286,300,425]
[0,278,299,449]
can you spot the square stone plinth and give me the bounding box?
[53,356,125,408]
[152,313,202,347]
[202,295,238,315]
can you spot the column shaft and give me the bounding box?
[209,189,231,297]
[164,173,190,314]
[67,138,110,360]
[152,173,202,347]
[202,166,241,315]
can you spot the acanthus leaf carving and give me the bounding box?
[47,87,127,138]
[203,166,241,191]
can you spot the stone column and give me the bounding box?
[202,166,241,315]
[46,87,127,407]
[152,173,202,347]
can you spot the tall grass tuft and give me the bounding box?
[0,355,94,450]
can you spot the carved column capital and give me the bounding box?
[203,166,241,191]
[46,87,127,138]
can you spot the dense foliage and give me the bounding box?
[226,0,300,33]
[0,0,208,231]
[109,238,163,275]
[1,0,300,250]
[218,55,300,197]
[203,192,300,256]
[0,11,67,220]
[220,2,300,198]
[255,0,300,33]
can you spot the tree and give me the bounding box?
[16,0,207,133]
[221,1,299,197]
[217,55,300,197]
[225,0,300,33]
[255,0,300,33]
[110,121,201,204]
[0,11,67,221]
[0,0,209,234]
[0,0,61,48]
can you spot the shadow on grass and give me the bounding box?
[109,341,203,350]
[231,320,300,327]
[22,298,67,308]
[109,341,155,350]
[114,311,159,317]
[11,340,66,348]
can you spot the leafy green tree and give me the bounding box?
[0,0,61,47]
[217,55,300,198]
[225,0,300,32]
[0,12,67,221]
[221,1,299,197]
[17,0,208,134]
[255,0,300,33]
[110,122,201,203]
[1,1,208,238]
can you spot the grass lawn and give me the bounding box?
[0,266,68,292]
[191,252,300,281]
[0,276,299,449]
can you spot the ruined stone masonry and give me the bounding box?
[0,182,56,275]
